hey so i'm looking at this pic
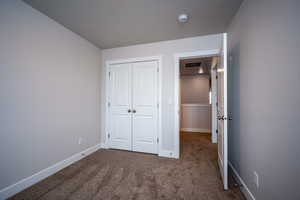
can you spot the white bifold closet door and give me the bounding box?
[109,63,132,151]
[108,61,158,154]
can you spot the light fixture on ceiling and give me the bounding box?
[198,66,204,74]
[178,14,189,23]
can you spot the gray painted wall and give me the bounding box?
[227,0,300,199]
[101,34,222,151]
[0,0,102,190]
[180,75,209,104]
[180,75,211,131]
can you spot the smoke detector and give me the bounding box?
[178,14,189,23]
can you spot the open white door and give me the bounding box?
[217,33,228,190]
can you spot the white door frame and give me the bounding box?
[105,56,163,155]
[211,57,219,144]
[174,49,220,158]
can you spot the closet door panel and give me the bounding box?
[108,63,132,151]
[132,61,158,154]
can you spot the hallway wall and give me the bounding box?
[227,0,300,199]
[180,75,211,132]
[180,75,210,104]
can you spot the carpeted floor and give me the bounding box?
[10,132,245,200]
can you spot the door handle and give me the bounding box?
[217,116,233,120]
[132,110,136,113]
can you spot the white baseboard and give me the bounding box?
[100,142,109,149]
[0,144,101,200]
[229,162,256,200]
[181,128,211,133]
[159,150,177,158]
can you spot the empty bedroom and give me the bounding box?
[1,0,300,200]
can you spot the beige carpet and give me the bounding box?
[10,132,245,200]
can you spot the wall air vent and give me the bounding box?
[185,62,202,68]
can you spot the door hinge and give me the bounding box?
[157,102,159,109]
[216,129,218,134]
[216,75,218,79]
[108,71,111,79]
[157,68,159,73]
[108,133,110,139]
[108,102,111,107]
[157,138,159,143]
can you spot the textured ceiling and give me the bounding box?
[23,0,243,49]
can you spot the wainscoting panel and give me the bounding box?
[180,104,211,133]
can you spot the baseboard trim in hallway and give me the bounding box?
[0,144,101,200]
[229,162,256,200]
[180,128,211,133]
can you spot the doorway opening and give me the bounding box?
[179,56,218,153]
[174,49,220,159]
[174,33,228,190]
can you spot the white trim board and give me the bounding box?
[181,104,211,107]
[158,150,176,158]
[105,56,163,65]
[174,49,220,159]
[100,142,109,149]
[104,55,163,156]
[180,128,211,133]
[210,67,217,144]
[229,162,256,200]
[0,144,101,200]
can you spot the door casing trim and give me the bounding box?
[173,49,220,159]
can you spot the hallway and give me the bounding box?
[10,133,244,200]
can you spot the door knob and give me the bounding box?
[218,116,233,120]
[127,109,131,113]
[132,110,136,113]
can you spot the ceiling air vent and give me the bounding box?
[185,62,202,68]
